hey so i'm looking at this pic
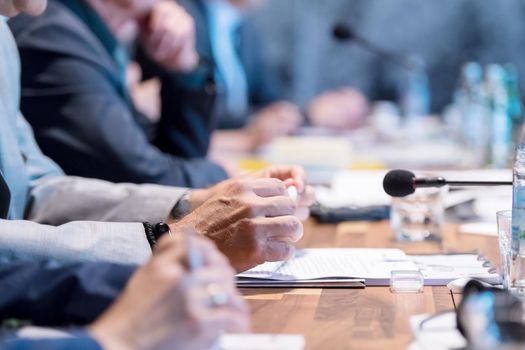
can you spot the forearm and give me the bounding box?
[26,176,186,225]
[0,219,151,265]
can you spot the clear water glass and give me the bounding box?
[390,187,445,242]
[497,210,513,289]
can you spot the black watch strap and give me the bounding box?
[143,222,172,249]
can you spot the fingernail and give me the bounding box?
[287,186,298,201]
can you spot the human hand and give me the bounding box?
[245,101,303,149]
[308,88,369,129]
[139,1,199,72]
[89,234,249,350]
[188,165,315,218]
[177,178,303,272]
[248,165,315,221]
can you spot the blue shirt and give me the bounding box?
[0,19,63,219]
[205,0,249,119]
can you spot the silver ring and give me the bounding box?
[206,283,229,307]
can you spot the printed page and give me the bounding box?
[238,249,415,281]
[409,254,501,285]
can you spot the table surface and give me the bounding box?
[239,220,499,350]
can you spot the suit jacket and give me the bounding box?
[9,0,227,188]
[0,259,134,326]
[1,336,101,350]
[179,0,282,129]
[0,259,135,350]
[0,18,184,266]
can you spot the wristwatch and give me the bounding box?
[143,222,172,249]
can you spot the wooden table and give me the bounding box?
[240,220,500,350]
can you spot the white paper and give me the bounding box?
[238,249,415,285]
[409,254,501,285]
[238,249,500,286]
[218,334,305,350]
[316,169,512,210]
[315,171,390,208]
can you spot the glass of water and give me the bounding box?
[390,187,445,242]
[497,210,513,289]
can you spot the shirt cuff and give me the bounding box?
[169,190,193,221]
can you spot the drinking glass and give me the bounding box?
[497,210,513,289]
[390,187,445,241]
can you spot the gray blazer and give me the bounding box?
[0,19,187,266]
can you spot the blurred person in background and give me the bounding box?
[10,0,230,188]
[173,0,369,156]
[0,0,315,274]
[252,0,525,116]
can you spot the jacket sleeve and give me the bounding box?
[13,15,227,188]
[0,259,135,326]
[1,335,102,350]
[14,105,188,225]
[0,220,151,265]
[25,175,188,225]
[136,47,218,159]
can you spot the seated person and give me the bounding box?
[0,0,314,272]
[176,0,369,155]
[0,232,249,349]
[10,0,227,188]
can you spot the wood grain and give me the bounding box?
[240,219,498,349]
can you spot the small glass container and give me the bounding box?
[390,187,446,242]
[390,270,424,293]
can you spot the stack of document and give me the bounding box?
[237,249,500,288]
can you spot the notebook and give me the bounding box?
[237,249,500,288]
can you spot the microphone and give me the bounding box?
[332,23,422,72]
[383,169,512,197]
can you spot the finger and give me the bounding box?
[188,280,248,315]
[192,235,232,268]
[254,196,297,217]
[253,215,303,243]
[297,185,316,207]
[245,178,287,198]
[156,31,185,63]
[295,207,311,221]
[262,240,296,263]
[191,266,237,287]
[267,166,306,192]
[154,234,186,260]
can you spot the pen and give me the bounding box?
[184,230,203,271]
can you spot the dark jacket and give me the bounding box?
[1,335,101,350]
[9,0,227,188]
[179,0,282,129]
[0,259,134,326]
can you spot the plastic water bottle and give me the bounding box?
[400,56,430,121]
[505,64,524,146]
[512,137,525,292]
[485,64,512,168]
[456,62,489,166]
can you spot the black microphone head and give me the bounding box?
[333,23,355,41]
[383,170,416,197]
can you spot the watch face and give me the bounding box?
[155,223,170,234]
